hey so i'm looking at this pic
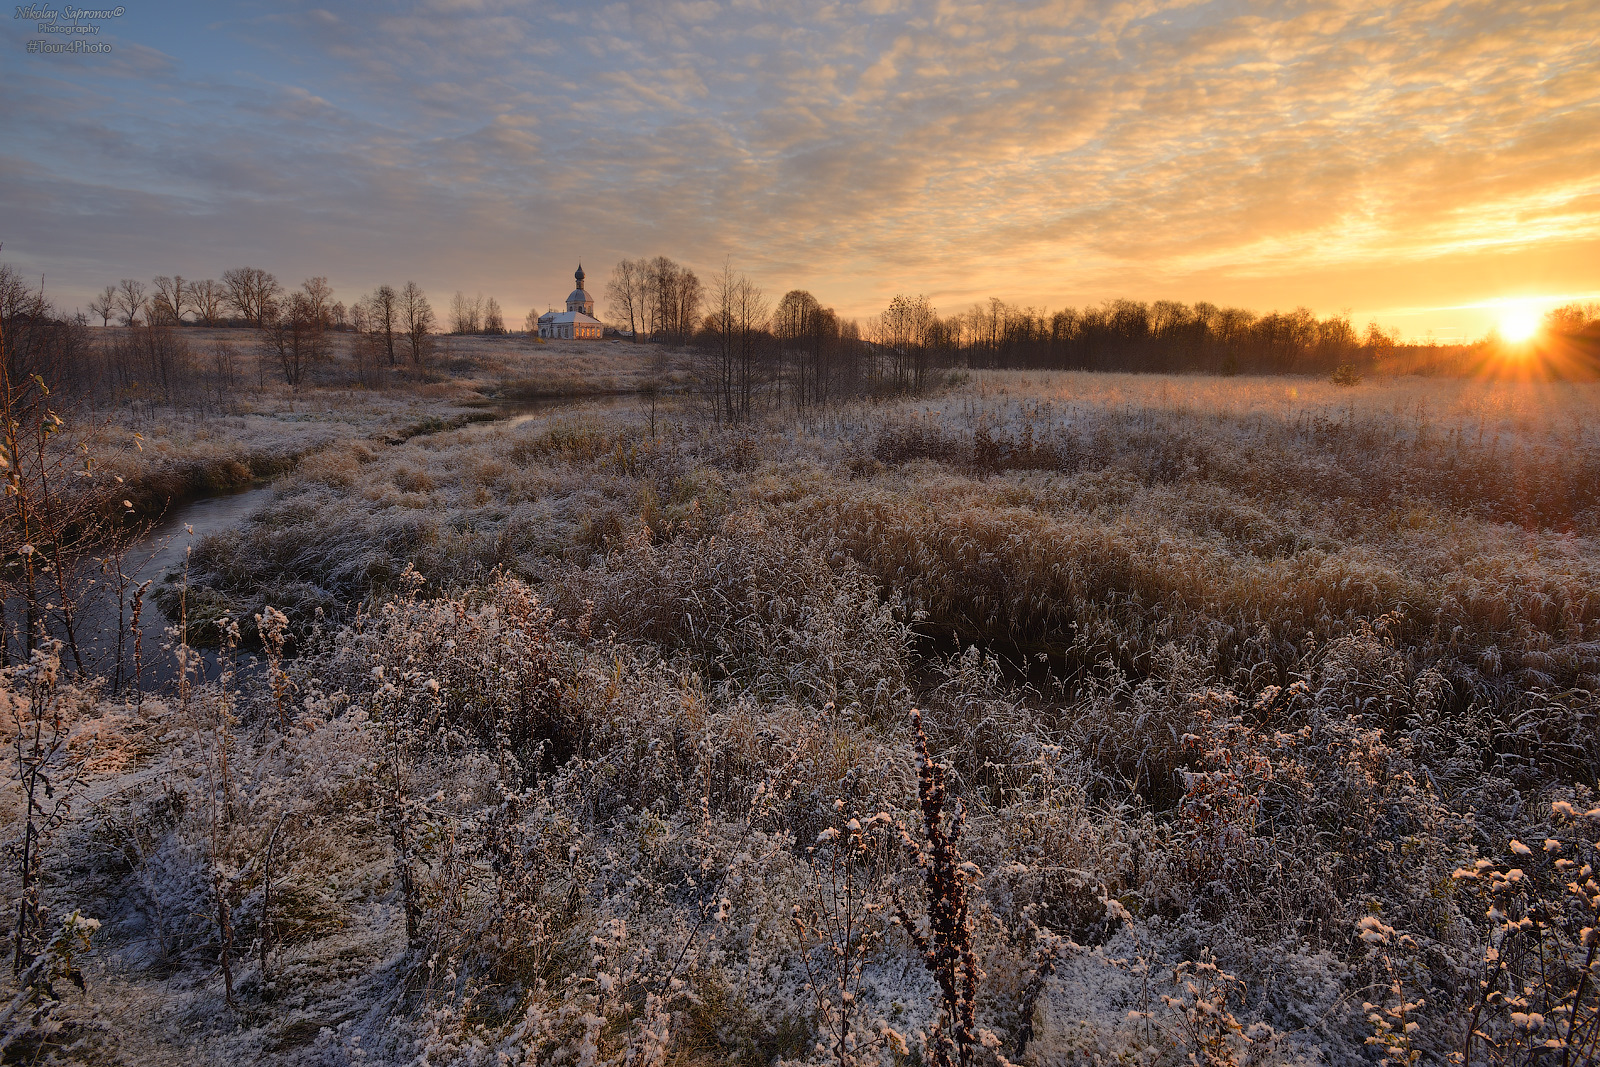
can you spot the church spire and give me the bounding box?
[565,264,595,317]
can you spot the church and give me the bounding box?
[536,265,604,340]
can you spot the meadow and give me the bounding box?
[2,365,1598,1065]
[76,329,681,509]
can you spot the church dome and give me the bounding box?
[567,288,590,306]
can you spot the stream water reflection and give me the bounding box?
[64,486,275,688]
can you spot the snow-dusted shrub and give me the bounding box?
[1,643,96,974]
[1391,802,1600,1065]
[339,570,567,755]
[551,509,914,712]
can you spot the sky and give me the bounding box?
[3,0,1598,342]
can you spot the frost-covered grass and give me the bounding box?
[4,371,1599,1064]
[73,330,682,514]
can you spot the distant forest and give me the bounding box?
[906,296,1600,380]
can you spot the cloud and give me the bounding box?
[1,0,1596,337]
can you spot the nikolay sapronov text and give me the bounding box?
[16,5,125,35]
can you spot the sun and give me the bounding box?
[1499,306,1541,343]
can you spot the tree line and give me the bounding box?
[914,297,1390,376]
[604,255,1600,422]
[7,252,1598,420]
[607,256,1404,421]
[29,265,456,402]
[79,268,503,337]
[605,258,1399,423]
[83,269,337,331]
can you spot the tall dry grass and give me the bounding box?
[4,371,1598,1064]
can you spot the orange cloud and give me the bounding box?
[1,0,1595,341]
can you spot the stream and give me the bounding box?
[48,485,279,688]
[17,394,625,689]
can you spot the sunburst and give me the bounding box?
[1498,305,1541,343]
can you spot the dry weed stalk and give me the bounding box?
[793,801,897,1067]
[179,584,244,1007]
[895,708,986,1067]
[128,578,149,709]
[1129,951,1281,1067]
[1,300,146,676]
[256,605,293,730]
[4,642,92,975]
[1356,914,1427,1067]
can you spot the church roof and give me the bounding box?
[567,288,591,305]
[538,310,602,325]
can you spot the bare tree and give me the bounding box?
[359,285,400,365]
[776,289,843,411]
[150,276,189,325]
[0,268,24,326]
[349,301,387,387]
[641,256,702,347]
[482,297,505,335]
[1363,320,1399,354]
[258,291,330,392]
[0,266,95,397]
[638,262,660,341]
[646,257,677,343]
[877,293,936,392]
[207,340,240,407]
[114,279,147,327]
[703,262,767,424]
[732,272,768,422]
[1544,301,1600,335]
[87,286,117,328]
[677,268,703,347]
[222,267,283,328]
[299,276,335,328]
[606,258,644,340]
[300,289,333,371]
[680,268,704,345]
[107,322,192,404]
[449,291,485,335]
[400,281,435,367]
[188,279,227,327]
[706,264,736,420]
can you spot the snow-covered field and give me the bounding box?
[4,370,1598,1065]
